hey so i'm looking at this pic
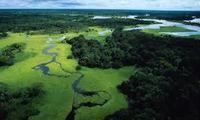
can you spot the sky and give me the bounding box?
[0,0,200,10]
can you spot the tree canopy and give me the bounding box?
[68,29,200,120]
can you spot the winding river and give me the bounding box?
[32,15,200,119]
[32,37,112,120]
[124,19,200,36]
[33,38,70,78]
[93,15,200,37]
[66,72,112,120]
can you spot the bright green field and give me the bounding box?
[75,67,136,120]
[0,32,134,120]
[64,26,112,42]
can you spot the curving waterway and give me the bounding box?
[32,37,112,120]
[33,37,70,78]
[66,72,112,120]
[125,19,200,37]
[93,15,200,37]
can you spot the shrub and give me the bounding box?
[76,65,82,70]
[67,55,73,59]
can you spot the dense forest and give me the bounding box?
[67,27,135,68]
[0,13,152,33]
[67,29,200,120]
[1,9,200,20]
[0,32,8,39]
[1,9,200,33]
[0,83,44,120]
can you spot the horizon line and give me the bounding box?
[0,8,200,12]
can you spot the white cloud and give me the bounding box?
[0,0,200,10]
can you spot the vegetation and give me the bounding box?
[68,28,200,120]
[0,33,78,120]
[0,83,44,120]
[107,31,200,120]
[0,12,152,33]
[0,32,8,39]
[0,43,25,66]
[88,19,153,28]
[75,67,135,120]
[143,26,194,35]
[0,33,134,120]
[0,9,200,120]
[64,26,113,42]
[183,21,200,27]
[67,27,136,68]
[191,35,200,39]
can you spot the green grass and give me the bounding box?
[0,32,135,120]
[143,26,194,35]
[0,33,76,120]
[75,67,136,120]
[190,35,200,39]
[64,26,112,42]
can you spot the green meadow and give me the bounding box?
[64,27,112,42]
[0,31,134,120]
[142,26,194,35]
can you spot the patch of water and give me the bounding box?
[161,31,200,36]
[93,15,138,20]
[33,37,69,78]
[60,36,66,41]
[120,15,138,19]
[93,16,112,19]
[98,29,112,36]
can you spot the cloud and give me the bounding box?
[0,0,200,10]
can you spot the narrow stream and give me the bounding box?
[66,72,112,120]
[32,36,112,120]
[33,37,71,78]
